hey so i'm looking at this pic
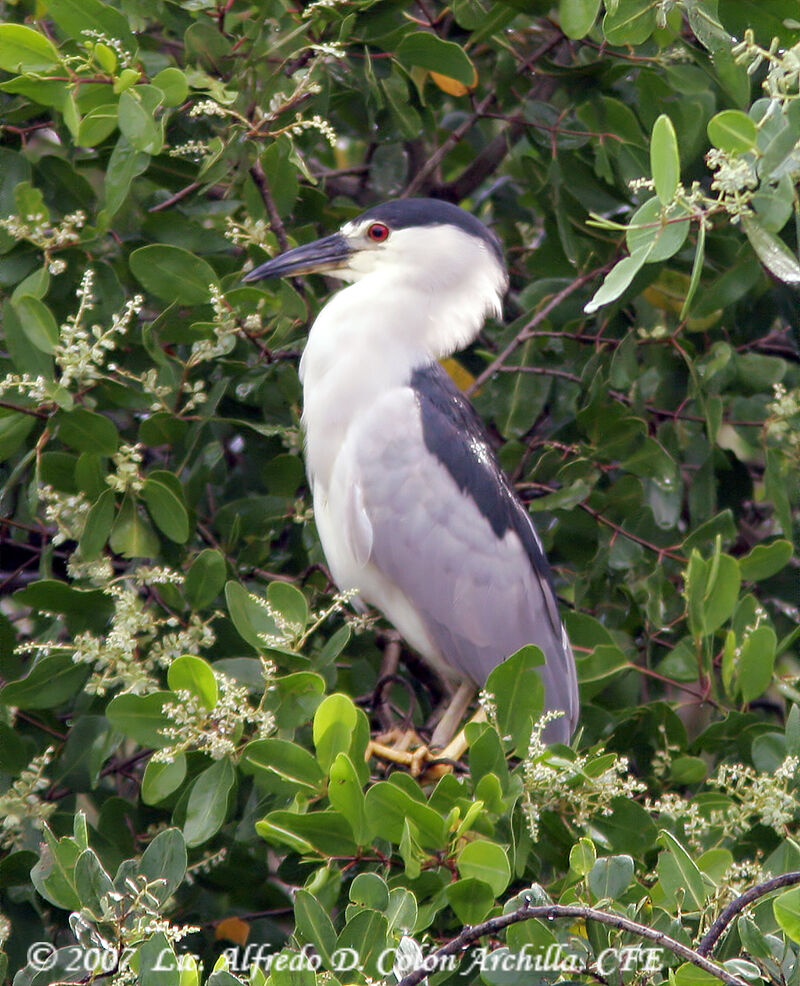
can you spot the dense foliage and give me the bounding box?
[0,0,799,984]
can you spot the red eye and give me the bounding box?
[366,222,390,242]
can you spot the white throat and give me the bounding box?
[299,225,507,492]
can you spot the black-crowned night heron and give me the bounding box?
[244,199,578,762]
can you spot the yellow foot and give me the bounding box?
[365,709,487,780]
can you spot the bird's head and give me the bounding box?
[243,199,508,351]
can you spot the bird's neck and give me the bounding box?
[300,277,482,491]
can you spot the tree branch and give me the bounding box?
[467,267,605,395]
[395,900,750,986]
[696,871,800,956]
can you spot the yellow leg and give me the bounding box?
[365,706,489,779]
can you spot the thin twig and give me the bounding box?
[249,159,290,251]
[697,871,800,956]
[148,182,201,212]
[467,267,605,395]
[394,901,750,986]
[403,91,497,198]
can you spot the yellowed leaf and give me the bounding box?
[430,67,478,95]
[215,916,250,945]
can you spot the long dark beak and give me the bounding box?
[243,232,352,282]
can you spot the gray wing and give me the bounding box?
[349,365,578,742]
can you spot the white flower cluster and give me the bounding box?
[302,0,344,16]
[106,442,145,493]
[285,112,337,147]
[72,583,160,694]
[311,42,346,59]
[712,756,799,834]
[766,382,800,460]
[190,99,228,118]
[0,209,85,251]
[521,714,646,842]
[70,870,199,977]
[0,372,48,402]
[0,747,55,850]
[38,484,91,546]
[153,671,275,763]
[56,269,144,391]
[706,147,758,218]
[168,140,211,160]
[733,30,800,103]
[188,284,238,365]
[646,792,711,849]
[147,613,216,668]
[80,29,135,68]
[224,215,272,248]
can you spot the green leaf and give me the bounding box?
[593,797,658,854]
[12,295,59,353]
[77,103,119,147]
[2,300,53,378]
[267,580,309,630]
[587,854,634,900]
[256,809,358,857]
[104,135,149,218]
[680,218,706,319]
[584,250,649,314]
[152,67,189,106]
[139,933,180,986]
[702,553,741,634]
[0,24,61,72]
[651,114,680,205]
[673,965,722,986]
[657,829,707,911]
[707,109,757,152]
[737,626,777,703]
[168,655,218,709]
[75,849,114,916]
[183,758,235,847]
[446,877,495,924]
[185,549,227,608]
[569,837,597,876]
[774,885,800,944]
[0,410,36,464]
[109,496,160,558]
[130,244,219,303]
[30,829,81,910]
[395,32,475,85]
[56,407,118,455]
[225,581,284,651]
[118,88,162,154]
[335,908,389,980]
[364,781,447,848]
[272,671,326,731]
[78,488,116,561]
[329,753,373,845]
[241,738,325,794]
[602,0,657,45]
[626,197,691,262]
[0,653,88,709]
[456,840,511,895]
[142,472,190,543]
[294,890,337,967]
[313,693,358,771]
[559,0,601,38]
[742,216,800,284]
[141,755,187,804]
[105,691,173,747]
[140,828,187,902]
[45,0,136,50]
[486,646,545,756]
